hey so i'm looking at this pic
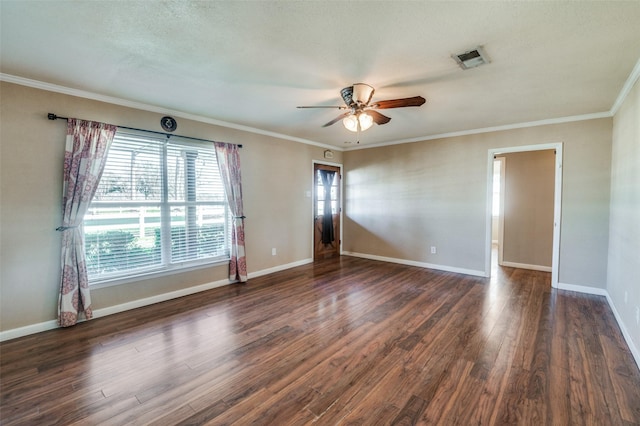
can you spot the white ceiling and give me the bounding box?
[2,1,640,148]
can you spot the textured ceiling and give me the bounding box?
[2,1,640,148]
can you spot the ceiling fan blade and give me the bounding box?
[322,112,351,127]
[372,96,426,109]
[366,110,391,125]
[297,105,347,109]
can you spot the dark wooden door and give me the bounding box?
[314,163,340,260]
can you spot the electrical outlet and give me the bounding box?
[430,246,437,254]
[272,248,277,256]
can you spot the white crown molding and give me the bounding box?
[610,57,640,116]
[343,111,612,151]
[0,73,340,151]
[347,56,640,151]
[4,57,637,153]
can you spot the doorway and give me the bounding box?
[492,156,505,266]
[313,162,341,260]
[485,143,563,287]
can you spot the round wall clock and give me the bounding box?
[161,116,177,132]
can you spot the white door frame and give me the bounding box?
[311,160,344,258]
[493,156,506,266]
[484,143,563,287]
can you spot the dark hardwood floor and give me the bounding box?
[1,256,639,425]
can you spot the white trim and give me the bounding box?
[343,112,610,151]
[501,261,552,272]
[342,251,485,277]
[0,258,312,342]
[0,320,60,342]
[556,283,640,370]
[91,278,233,319]
[0,72,614,154]
[610,58,640,116]
[551,145,563,288]
[485,143,562,288]
[247,258,313,279]
[495,156,506,266]
[6,57,640,153]
[0,73,338,151]
[3,262,637,372]
[605,293,640,371]
[556,282,608,296]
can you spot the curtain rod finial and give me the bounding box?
[48,113,57,120]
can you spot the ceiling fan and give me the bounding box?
[297,83,426,132]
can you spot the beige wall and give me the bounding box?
[502,150,555,268]
[343,118,612,286]
[0,80,620,336]
[0,82,341,332]
[608,77,640,356]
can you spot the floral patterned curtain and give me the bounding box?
[214,142,247,282]
[58,119,116,327]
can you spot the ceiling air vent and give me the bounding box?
[452,46,490,70]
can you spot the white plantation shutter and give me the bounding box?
[84,130,230,284]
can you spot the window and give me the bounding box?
[84,130,230,284]
[315,170,339,216]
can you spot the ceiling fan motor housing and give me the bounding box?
[340,86,354,107]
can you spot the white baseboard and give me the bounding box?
[342,251,486,277]
[94,258,314,320]
[92,278,234,319]
[0,320,61,342]
[557,282,639,371]
[247,258,313,279]
[556,282,608,296]
[605,293,640,371]
[3,259,638,374]
[501,261,552,272]
[0,258,313,342]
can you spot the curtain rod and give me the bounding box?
[47,113,242,148]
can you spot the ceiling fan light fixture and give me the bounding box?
[342,115,359,132]
[343,112,373,132]
[359,112,373,130]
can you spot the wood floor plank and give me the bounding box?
[1,256,639,425]
[316,347,411,423]
[548,291,573,425]
[419,358,476,424]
